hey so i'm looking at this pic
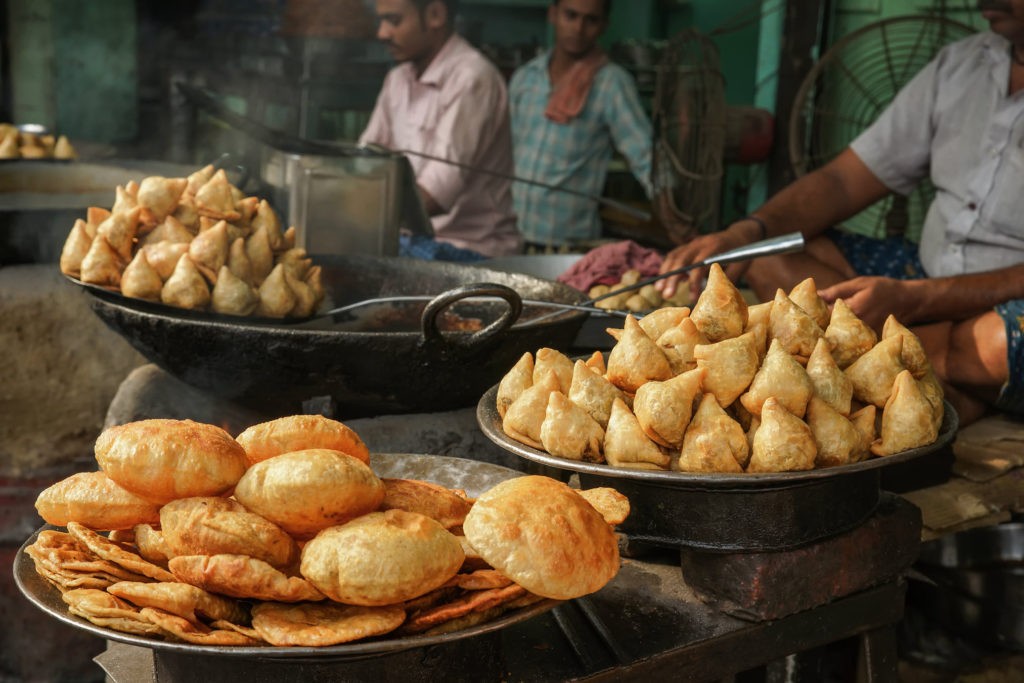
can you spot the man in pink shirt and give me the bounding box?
[360,0,522,258]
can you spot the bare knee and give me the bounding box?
[743,236,856,303]
[947,312,1008,388]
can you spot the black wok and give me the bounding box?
[82,254,587,417]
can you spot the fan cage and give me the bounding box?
[652,29,728,242]
[789,15,974,242]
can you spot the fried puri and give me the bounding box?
[300,510,464,606]
[463,476,620,600]
[235,415,370,466]
[168,554,325,602]
[159,497,298,569]
[94,419,248,504]
[251,602,405,647]
[379,478,473,530]
[233,449,384,539]
[35,471,160,530]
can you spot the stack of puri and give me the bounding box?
[497,264,945,474]
[31,416,629,647]
[58,165,325,319]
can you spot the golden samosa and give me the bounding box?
[806,396,862,468]
[137,176,188,223]
[540,391,605,463]
[633,367,703,448]
[304,265,326,309]
[282,225,297,251]
[277,248,313,281]
[567,359,624,429]
[689,263,748,342]
[256,264,296,318]
[584,350,606,375]
[825,298,877,368]
[142,241,190,281]
[226,237,253,284]
[693,330,759,408]
[845,334,905,408]
[172,194,200,232]
[534,347,574,394]
[285,270,317,318]
[805,337,853,416]
[604,397,670,470]
[161,253,210,310]
[849,404,877,462]
[110,184,137,215]
[250,199,284,251]
[211,266,259,316]
[739,338,813,418]
[746,321,769,362]
[917,368,946,434]
[195,169,241,221]
[96,207,141,263]
[675,393,746,473]
[234,196,259,227]
[54,135,76,159]
[746,300,773,332]
[657,316,708,375]
[789,277,830,330]
[502,370,561,450]
[882,315,930,378]
[496,352,534,419]
[0,134,18,158]
[188,219,230,283]
[60,219,93,278]
[79,234,124,288]
[246,226,274,285]
[141,215,193,247]
[747,397,817,473]
[606,315,673,393]
[121,250,164,301]
[871,370,939,456]
[769,289,824,363]
[86,207,111,238]
[185,165,215,196]
[638,307,690,342]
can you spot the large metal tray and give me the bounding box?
[477,385,958,552]
[14,453,559,662]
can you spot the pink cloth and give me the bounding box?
[545,51,609,124]
[557,240,664,292]
[360,35,521,257]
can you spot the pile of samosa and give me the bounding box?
[0,122,75,159]
[58,165,325,318]
[498,264,945,473]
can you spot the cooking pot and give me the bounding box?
[81,254,588,417]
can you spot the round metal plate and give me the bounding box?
[14,453,560,662]
[476,384,958,490]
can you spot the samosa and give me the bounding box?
[689,263,748,342]
[496,352,534,419]
[604,398,670,470]
[693,330,759,408]
[825,298,877,368]
[633,367,703,448]
[739,338,813,418]
[675,393,747,473]
[747,397,817,473]
[540,392,605,463]
[606,315,673,393]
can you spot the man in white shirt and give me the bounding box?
[656,2,1024,425]
[360,0,521,258]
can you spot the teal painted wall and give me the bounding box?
[6,0,136,142]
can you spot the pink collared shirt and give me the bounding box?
[360,34,521,257]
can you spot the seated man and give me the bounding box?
[509,0,653,250]
[656,3,1024,425]
[360,0,522,259]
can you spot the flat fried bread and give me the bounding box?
[168,554,326,603]
[251,602,406,647]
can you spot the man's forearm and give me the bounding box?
[910,264,1024,322]
[744,148,890,241]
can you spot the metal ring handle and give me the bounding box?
[420,283,523,349]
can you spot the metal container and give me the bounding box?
[259,147,431,258]
[478,385,958,553]
[911,523,1024,651]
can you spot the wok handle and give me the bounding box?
[421,282,523,349]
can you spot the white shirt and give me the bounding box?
[360,34,521,257]
[851,31,1024,277]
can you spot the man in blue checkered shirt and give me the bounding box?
[509,0,653,249]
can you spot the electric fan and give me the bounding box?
[789,15,974,241]
[651,28,727,243]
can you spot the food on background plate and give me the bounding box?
[0,123,76,159]
[28,416,629,646]
[58,165,325,318]
[496,272,945,473]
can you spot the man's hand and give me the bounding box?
[655,223,756,302]
[818,276,919,331]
